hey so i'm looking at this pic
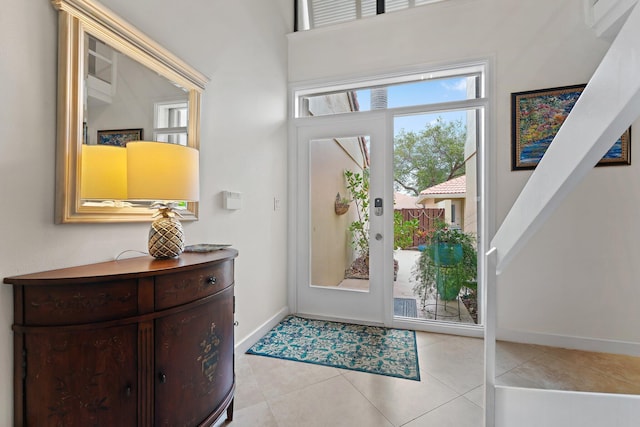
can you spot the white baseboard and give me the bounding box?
[235,306,290,354]
[497,328,640,357]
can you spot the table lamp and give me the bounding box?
[80,144,128,203]
[126,141,199,259]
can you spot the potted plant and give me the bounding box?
[334,193,351,215]
[413,220,477,303]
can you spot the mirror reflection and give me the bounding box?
[53,0,208,223]
[84,34,189,147]
[81,34,189,208]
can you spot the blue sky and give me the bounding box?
[355,77,468,135]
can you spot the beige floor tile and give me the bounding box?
[342,369,459,426]
[414,330,454,349]
[462,385,484,408]
[495,340,546,375]
[245,354,342,400]
[543,347,640,390]
[507,352,640,394]
[417,336,484,394]
[495,371,546,389]
[236,332,638,426]
[268,375,393,427]
[234,355,266,410]
[402,396,483,427]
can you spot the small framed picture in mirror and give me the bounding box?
[97,128,143,147]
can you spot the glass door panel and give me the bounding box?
[310,136,371,292]
[392,109,480,326]
[294,114,388,325]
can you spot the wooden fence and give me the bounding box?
[396,208,445,248]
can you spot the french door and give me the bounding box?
[290,112,394,325]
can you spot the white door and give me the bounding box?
[291,112,394,325]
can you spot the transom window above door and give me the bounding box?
[294,65,485,118]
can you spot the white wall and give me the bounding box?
[0,0,291,424]
[289,0,640,352]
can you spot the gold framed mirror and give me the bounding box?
[53,0,208,223]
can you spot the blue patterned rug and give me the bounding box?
[246,315,420,381]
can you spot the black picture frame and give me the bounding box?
[511,84,631,170]
[97,128,143,147]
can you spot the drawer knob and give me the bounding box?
[207,276,217,285]
[126,385,132,397]
[159,373,167,384]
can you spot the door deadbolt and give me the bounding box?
[374,198,383,216]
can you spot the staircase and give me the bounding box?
[486,1,640,425]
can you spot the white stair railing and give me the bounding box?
[486,2,640,425]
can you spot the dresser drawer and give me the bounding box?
[154,261,233,310]
[23,280,138,325]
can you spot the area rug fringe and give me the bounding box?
[246,315,420,381]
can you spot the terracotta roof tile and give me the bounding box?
[420,175,466,196]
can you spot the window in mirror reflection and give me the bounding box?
[154,100,188,145]
[84,33,189,147]
[87,36,115,84]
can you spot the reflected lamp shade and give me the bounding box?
[80,144,128,200]
[126,141,199,201]
[126,141,199,259]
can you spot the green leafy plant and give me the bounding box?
[344,169,370,259]
[412,220,477,304]
[393,212,419,249]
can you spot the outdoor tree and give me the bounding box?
[394,117,467,195]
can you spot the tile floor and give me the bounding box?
[218,333,640,426]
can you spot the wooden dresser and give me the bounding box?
[4,249,238,427]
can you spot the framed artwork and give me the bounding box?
[511,84,631,170]
[97,128,143,147]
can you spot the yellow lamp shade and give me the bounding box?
[80,144,128,200]
[126,141,199,201]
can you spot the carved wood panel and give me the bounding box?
[154,287,234,427]
[24,325,138,426]
[24,280,138,325]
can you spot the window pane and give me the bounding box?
[299,74,479,117]
[298,0,447,31]
[311,0,357,28]
[386,0,409,12]
[155,132,188,146]
[310,136,370,291]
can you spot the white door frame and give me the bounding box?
[288,111,393,326]
[287,63,491,337]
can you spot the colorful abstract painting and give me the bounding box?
[511,84,630,170]
[97,128,143,147]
